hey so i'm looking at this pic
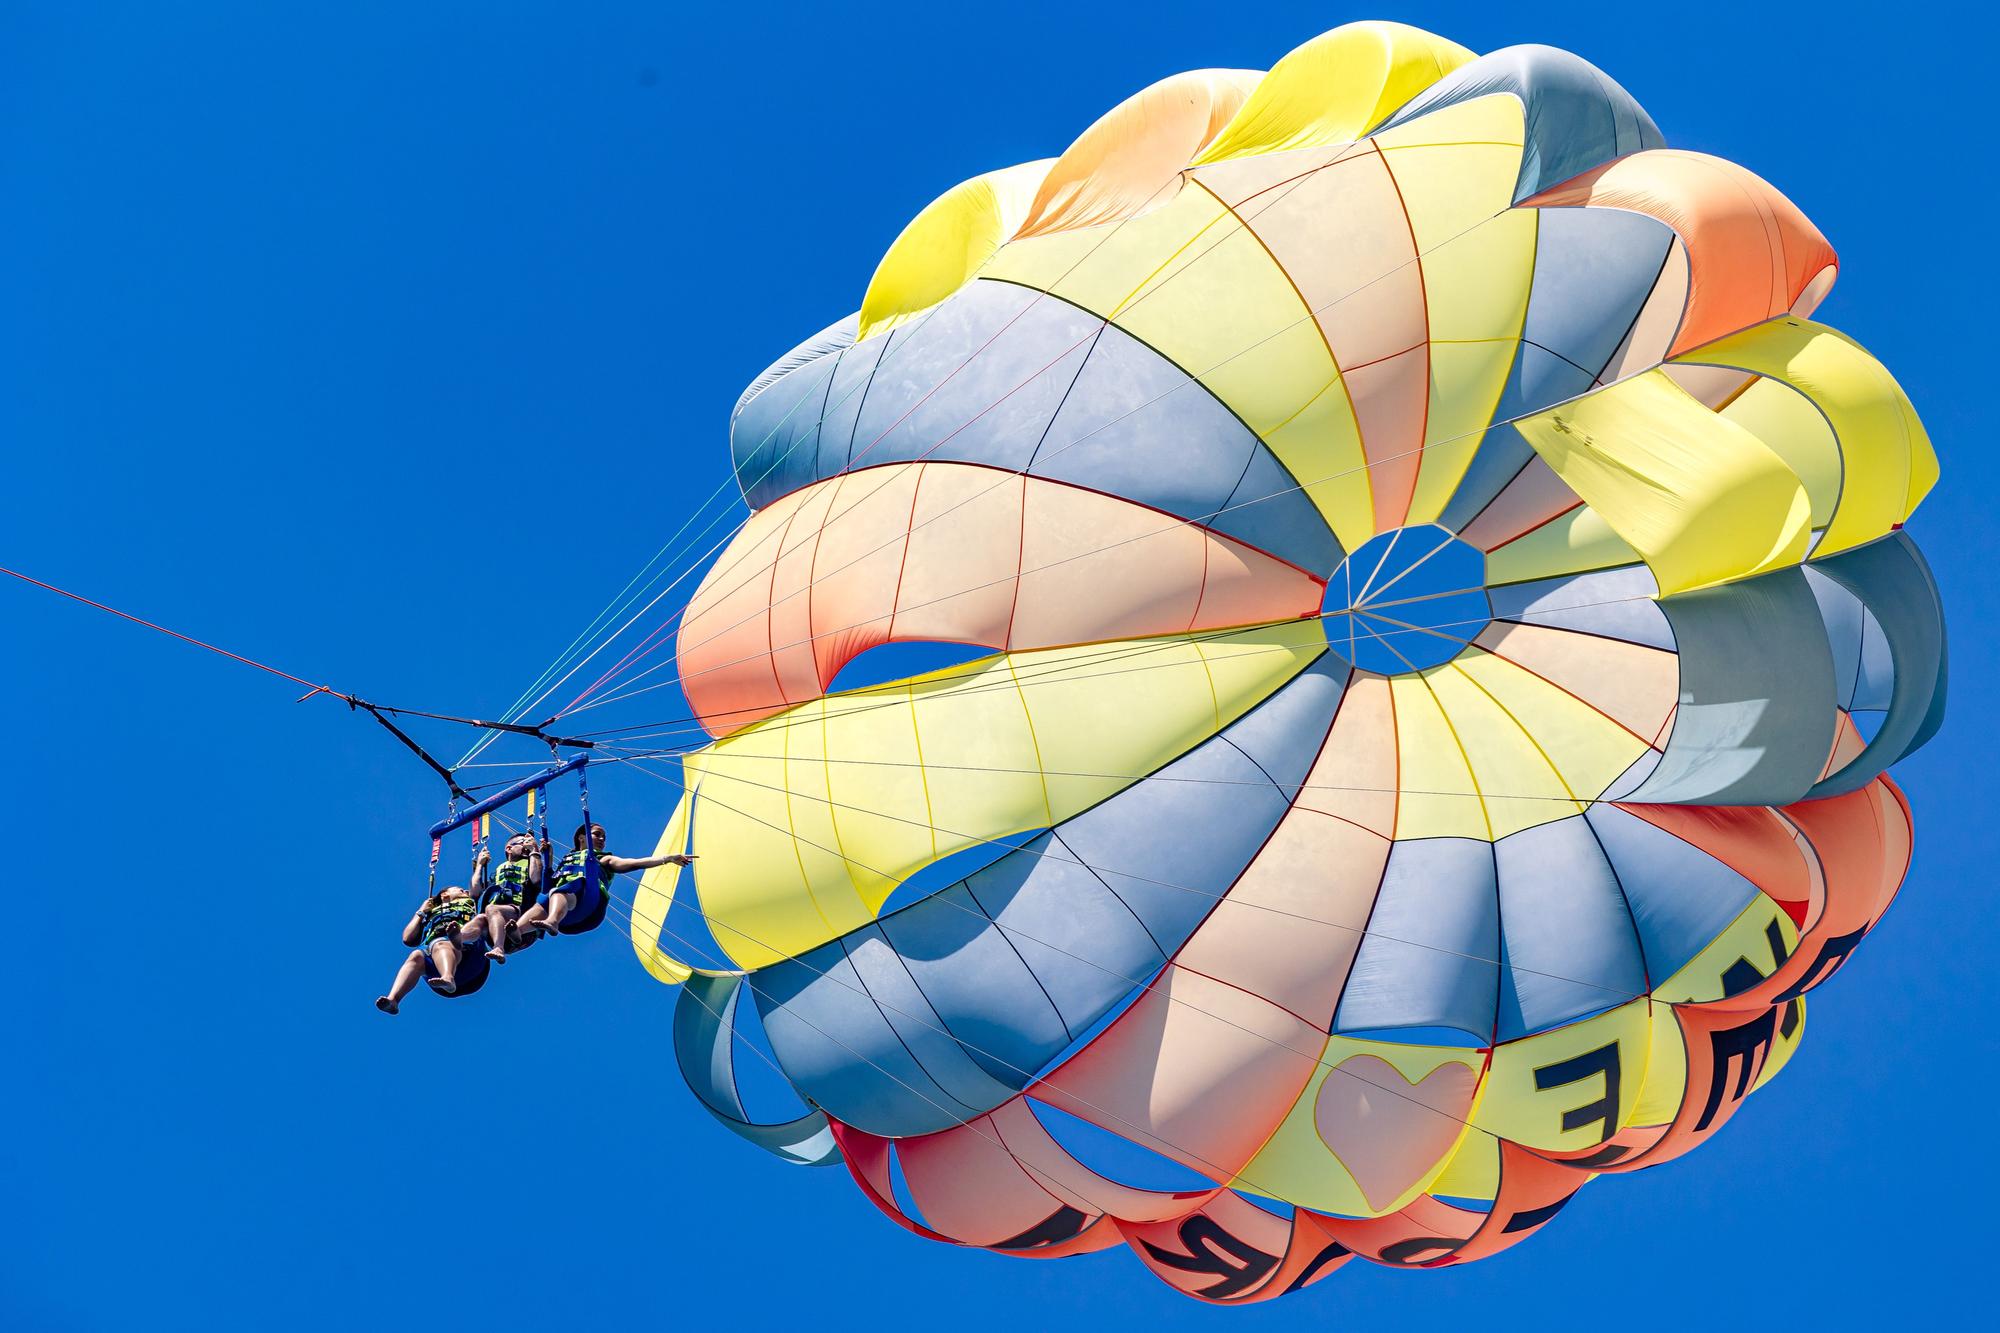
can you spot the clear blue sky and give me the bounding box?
[2,2,1990,1327]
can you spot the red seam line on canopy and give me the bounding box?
[0,562,331,694]
[1377,143,1434,533]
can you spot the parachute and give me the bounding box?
[626,21,1943,1302]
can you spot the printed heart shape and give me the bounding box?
[1313,1053,1481,1213]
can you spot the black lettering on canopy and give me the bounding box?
[1139,1215,1280,1301]
[1282,1239,1353,1293]
[994,1205,1092,1251]
[1694,1009,1777,1133]
[1500,1191,1580,1234]
[1773,926,1867,1004]
[1376,1236,1462,1267]
[1722,917,1794,998]
[1533,1041,1622,1144]
[1563,1142,1632,1169]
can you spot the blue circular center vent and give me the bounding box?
[1323,526,1492,675]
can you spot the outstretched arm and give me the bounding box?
[470,847,491,894]
[598,852,697,875]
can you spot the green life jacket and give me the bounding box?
[422,896,477,941]
[553,848,608,894]
[478,855,534,910]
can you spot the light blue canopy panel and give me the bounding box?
[729,279,1342,574]
[1379,43,1664,202]
[672,970,840,1166]
[1329,806,1761,1044]
[1804,532,1947,797]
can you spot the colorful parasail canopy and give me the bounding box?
[627,20,1945,1302]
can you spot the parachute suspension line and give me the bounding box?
[543,153,1415,724]
[553,600,687,723]
[452,522,747,771]
[485,502,752,735]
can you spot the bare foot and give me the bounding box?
[485,948,507,963]
[432,977,457,995]
[375,996,399,1015]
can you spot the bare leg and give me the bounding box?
[541,890,576,933]
[430,939,460,993]
[378,950,427,1013]
[517,902,547,935]
[485,906,516,960]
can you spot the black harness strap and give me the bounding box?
[355,701,470,801]
[353,699,595,750]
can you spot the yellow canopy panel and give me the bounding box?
[674,620,1326,970]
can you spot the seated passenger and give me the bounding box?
[517,822,694,939]
[471,834,542,962]
[374,887,485,1015]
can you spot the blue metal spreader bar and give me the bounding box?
[429,755,589,838]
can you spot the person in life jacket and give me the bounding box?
[470,833,542,962]
[516,822,694,939]
[374,886,485,1015]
